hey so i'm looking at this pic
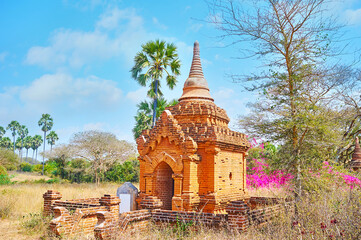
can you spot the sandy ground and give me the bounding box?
[0,219,40,240]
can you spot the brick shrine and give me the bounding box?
[136,41,251,213]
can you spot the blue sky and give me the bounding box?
[1,0,361,154]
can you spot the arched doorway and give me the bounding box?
[153,161,174,210]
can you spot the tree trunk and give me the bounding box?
[36,148,38,162]
[13,135,15,155]
[32,149,35,163]
[152,80,159,127]
[50,144,53,152]
[20,141,23,162]
[42,131,46,175]
[25,149,28,163]
[294,149,302,219]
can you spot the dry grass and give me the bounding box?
[0,183,122,218]
[1,176,360,240]
[0,182,126,239]
[8,171,52,182]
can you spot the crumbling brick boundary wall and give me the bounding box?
[43,190,120,237]
[44,190,293,239]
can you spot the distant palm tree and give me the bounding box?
[7,121,20,155]
[131,40,181,127]
[32,135,43,163]
[17,125,28,162]
[15,137,22,156]
[38,114,53,175]
[46,131,59,152]
[23,136,32,162]
[0,137,12,149]
[0,126,5,139]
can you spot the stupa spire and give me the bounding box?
[189,41,204,78]
[179,41,214,102]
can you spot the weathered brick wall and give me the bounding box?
[44,190,292,240]
[44,191,120,238]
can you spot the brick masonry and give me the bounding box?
[44,190,292,239]
[43,190,120,238]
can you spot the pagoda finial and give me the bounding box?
[188,41,204,78]
[179,41,214,102]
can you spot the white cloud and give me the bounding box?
[0,52,8,62]
[213,87,234,100]
[20,73,122,111]
[152,17,168,30]
[345,8,361,25]
[25,8,154,70]
[188,23,203,32]
[83,122,105,131]
[62,0,106,11]
[96,8,143,30]
[126,87,148,103]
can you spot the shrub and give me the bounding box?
[0,164,7,175]
[0,148,19,170]
[21,212,52,235]
[32,164,43,173]
[247,158,294,189]
[0,189,16,218]
[0,174,11,185]
[20,162,33,172]
[105,159,140,183]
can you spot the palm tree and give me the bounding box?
[32,135,43,163]
[46,131,58,152]
[23,136,32,162]
[0,126,5,139]
[131,39,181,127]
[15,137,22,156]
[132,97,178,140]
[17,125,28,162]
[6,120,20,155]
[0,137,12,149]
[38,114,53,175]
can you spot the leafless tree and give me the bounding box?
[207,0,359,211]
[70,130,136,185]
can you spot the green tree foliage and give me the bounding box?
[17,125,28,162]
[23,136,33,162]
[15,138,22,157]
[208,0,359,204]
[46,131,58,152]
[6,120,20,154]
[38,113,54,175]
[20,162,33,172]
[32,135,43,162]
[0,148,19,170]
[0,137,12,149]
[131,40,181,126]
[0,126,5,139]
[105,159,140,183]
[132,97,178,140]
[49,131,136,184]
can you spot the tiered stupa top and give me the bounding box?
[179,41,214,102]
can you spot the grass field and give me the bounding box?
[1,173,360,239]
[0,173,125,239]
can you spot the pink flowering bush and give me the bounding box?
[310,161,361,189]
[247,157,294,189]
